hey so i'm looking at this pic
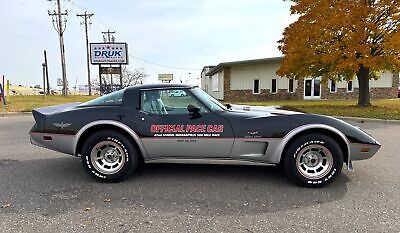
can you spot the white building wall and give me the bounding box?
[335,71,393,89]
[230,62,298,92]
[209,71,224,100]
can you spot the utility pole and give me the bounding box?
[77,11,94,96]
[44,50,50,95]
[102,29,116,43]
[101,30,116,91]
[48,0,68,96]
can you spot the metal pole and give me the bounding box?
[99,65,102,95]
[48,0,68,96]
[57,0,67,96]
[85,15,92,96]
[0,84,5,105]
[44,50,50,95]
[119,64,123,89]
[110,66,113,91]
[77,12,94,96]
[42,63,46,98]
[0,75,3,102]
[6,80,9,103]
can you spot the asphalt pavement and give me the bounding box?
[0,116,399,232]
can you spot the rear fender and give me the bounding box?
[74,120,148,159]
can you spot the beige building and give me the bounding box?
[201,57,399,101]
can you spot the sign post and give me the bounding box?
[0,83,6,105]
[0,75,3,102]
[6,80,10,103]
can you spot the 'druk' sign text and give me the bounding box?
[90,42,128,65]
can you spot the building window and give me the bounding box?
[212,75,219,92]
[271,79,277,94]
[330,80,337,93]
[253,79,260,94]
[288,79,294,93]
[347,80,353,92]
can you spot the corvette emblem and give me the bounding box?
[53,122,71,129]
[247,131,259,135]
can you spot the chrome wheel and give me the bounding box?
[90,141,126,175]
[295,144,333,180]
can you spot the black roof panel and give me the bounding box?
[126,83,194,91]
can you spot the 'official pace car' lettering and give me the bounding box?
[150,124,224,137]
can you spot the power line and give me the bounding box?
[67,1,202,73]
[77,11,94,96]
[48,0,68,96]
[128,54,201,71]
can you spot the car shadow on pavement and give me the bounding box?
[0,157,350,216]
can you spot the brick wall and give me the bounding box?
[223,67,231,100]
[224,89,299,102]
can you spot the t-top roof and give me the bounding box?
[126,83,194,91]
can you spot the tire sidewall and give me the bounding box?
[284,134,343,187]
[81,131,138,182]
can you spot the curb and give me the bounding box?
[0,112,32,118]
[336,116,400,125]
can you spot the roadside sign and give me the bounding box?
[57,79,63,86]
[90,43,128,65]
[99,66,121,75]
[158,74,173,82]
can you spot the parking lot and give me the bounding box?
[0,115,399,233]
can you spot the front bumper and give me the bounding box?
[30,132,76,155]
[349,142,381,161]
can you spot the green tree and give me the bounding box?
[277,0,400,106]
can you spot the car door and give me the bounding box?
[135,88,234,159]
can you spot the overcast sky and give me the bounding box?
[0,0,295,88]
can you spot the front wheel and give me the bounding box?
[283,134,343,188]
[81,130,139,182]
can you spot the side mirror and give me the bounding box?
[187,104,200,113]
[225,103,232,109]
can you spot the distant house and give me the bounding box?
[201,57,399,101]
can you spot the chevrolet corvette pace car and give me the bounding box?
[30,84,381,187]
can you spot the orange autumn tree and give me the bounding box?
[277,0,400,106]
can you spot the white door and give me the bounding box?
[304,78,321,100]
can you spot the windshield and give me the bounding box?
[79,89,124,106]
[190,88,227,112]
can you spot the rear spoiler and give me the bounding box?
[31,102,80,130]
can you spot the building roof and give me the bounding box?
[206,57,283,76]
[201,66,216,74]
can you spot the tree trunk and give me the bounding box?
[356,65,371,107]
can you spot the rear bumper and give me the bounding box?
[349,142,381,161]
[30,132,76,155]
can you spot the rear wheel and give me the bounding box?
[283,134,343,187]
[81,130,139,182]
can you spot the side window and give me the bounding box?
[79,89,124,106]
[288,79,294,93]
[330,80,337,93]
[253,79,260,94]
[271,79,277,94]
[141,89,208,115]
[347,80,353,92]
